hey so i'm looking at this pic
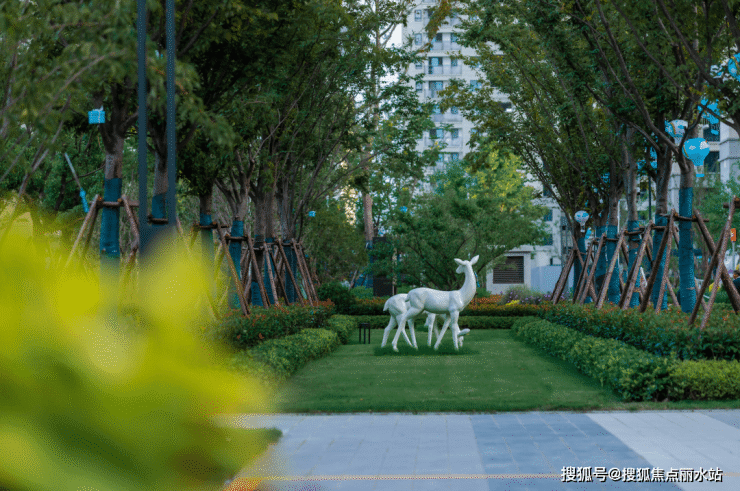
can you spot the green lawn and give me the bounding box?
[271,328,740,413]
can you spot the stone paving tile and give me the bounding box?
[219,411,738,491]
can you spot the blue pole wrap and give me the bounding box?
[594,225,607,295]
[651,213,668,310]
[284,240,298,303]
[627,220,641,307]
[200,212,214,298]
[100,178,123,282]
[263,237,275,304]
[606,224,620,304]
[228,220,243,309]
[678,187,696,312]
[574,235,586,297]
[151,193,166,222]
[252,234,264,307]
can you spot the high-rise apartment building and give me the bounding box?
[402,2,565,294]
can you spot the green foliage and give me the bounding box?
[0,213,276,491]
[669,360,740,401]
[202,304,335,352]
[350,285,373,299]
[475,286,492,297]
[512,318,678,402]
[326,315,357,345]
[374,158,547,290]
[316,281,357,315]
[539,303,740,361]
[498,285,547,305]
[245,328,341,382]
[351,315,523,330]
[302,199,367,284]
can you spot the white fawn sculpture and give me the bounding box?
[393,255,479,352]
[381,294,470,349]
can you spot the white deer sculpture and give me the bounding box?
[393,255,479,352]
[382,294,470,349]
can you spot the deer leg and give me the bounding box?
[381,315,397,348]
[450,311,461,350]
[394,308,422,351]
[426,313,436,347]
[434,315,452,350]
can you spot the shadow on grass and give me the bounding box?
[373,342,479,356]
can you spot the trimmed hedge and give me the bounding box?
[512,317,677,402]
[228,328,340,384]
[668,359,740,401]
[326,315,357,344]
[352,315,519,330]
[537,302,740,362]
[202,304,335,351]
[350,298,541,317]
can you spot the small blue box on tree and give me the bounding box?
[88,107,105,124]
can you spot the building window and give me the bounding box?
[542,234,554,246]
[432,104,441,114]
[414,33,422,45]
[499,102,512,112]
[415,61,423,69]
[450,128,459,139]
[450,106,459,114]
[424,9,431,18]
[543,186,553,198]
[450,153,459,161]
[451,33,458,44]
[430,128,444,139]
[706,151,719,173]
[415,10,422,21]
[429,81,444,97]
[543,209,553,221]
[428,57,442,74]
[492,256,524,284]
[451,57,458,67]
[415,81,423,92]
[470,80,481,91]
[436,153,444,163]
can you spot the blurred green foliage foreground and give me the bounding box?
[0,201,275,491]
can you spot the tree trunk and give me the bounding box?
[625,160,641,308]
[651,152,672,310]
[152,152,168,223]
[277,185,299,303]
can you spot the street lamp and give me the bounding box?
[575,210,589,234]
[683,138,710,178]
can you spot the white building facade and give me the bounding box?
[402,1,564,295]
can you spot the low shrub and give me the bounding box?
[350,285,373,299]
[231,328,341,383]
[538,302,740,361]
[498,285,547,305]
[326,315,357,344]
[317,281,357,314]
[476,286,492,297]
[668,359,740,400]
[512,317,678,402]
[352,315,521,330]
[202,303,335,352]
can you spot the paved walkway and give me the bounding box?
[214,410,740,491]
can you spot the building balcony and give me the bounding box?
[427,65,463,75]
[429,42,451,52]
[423,136,463,148]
